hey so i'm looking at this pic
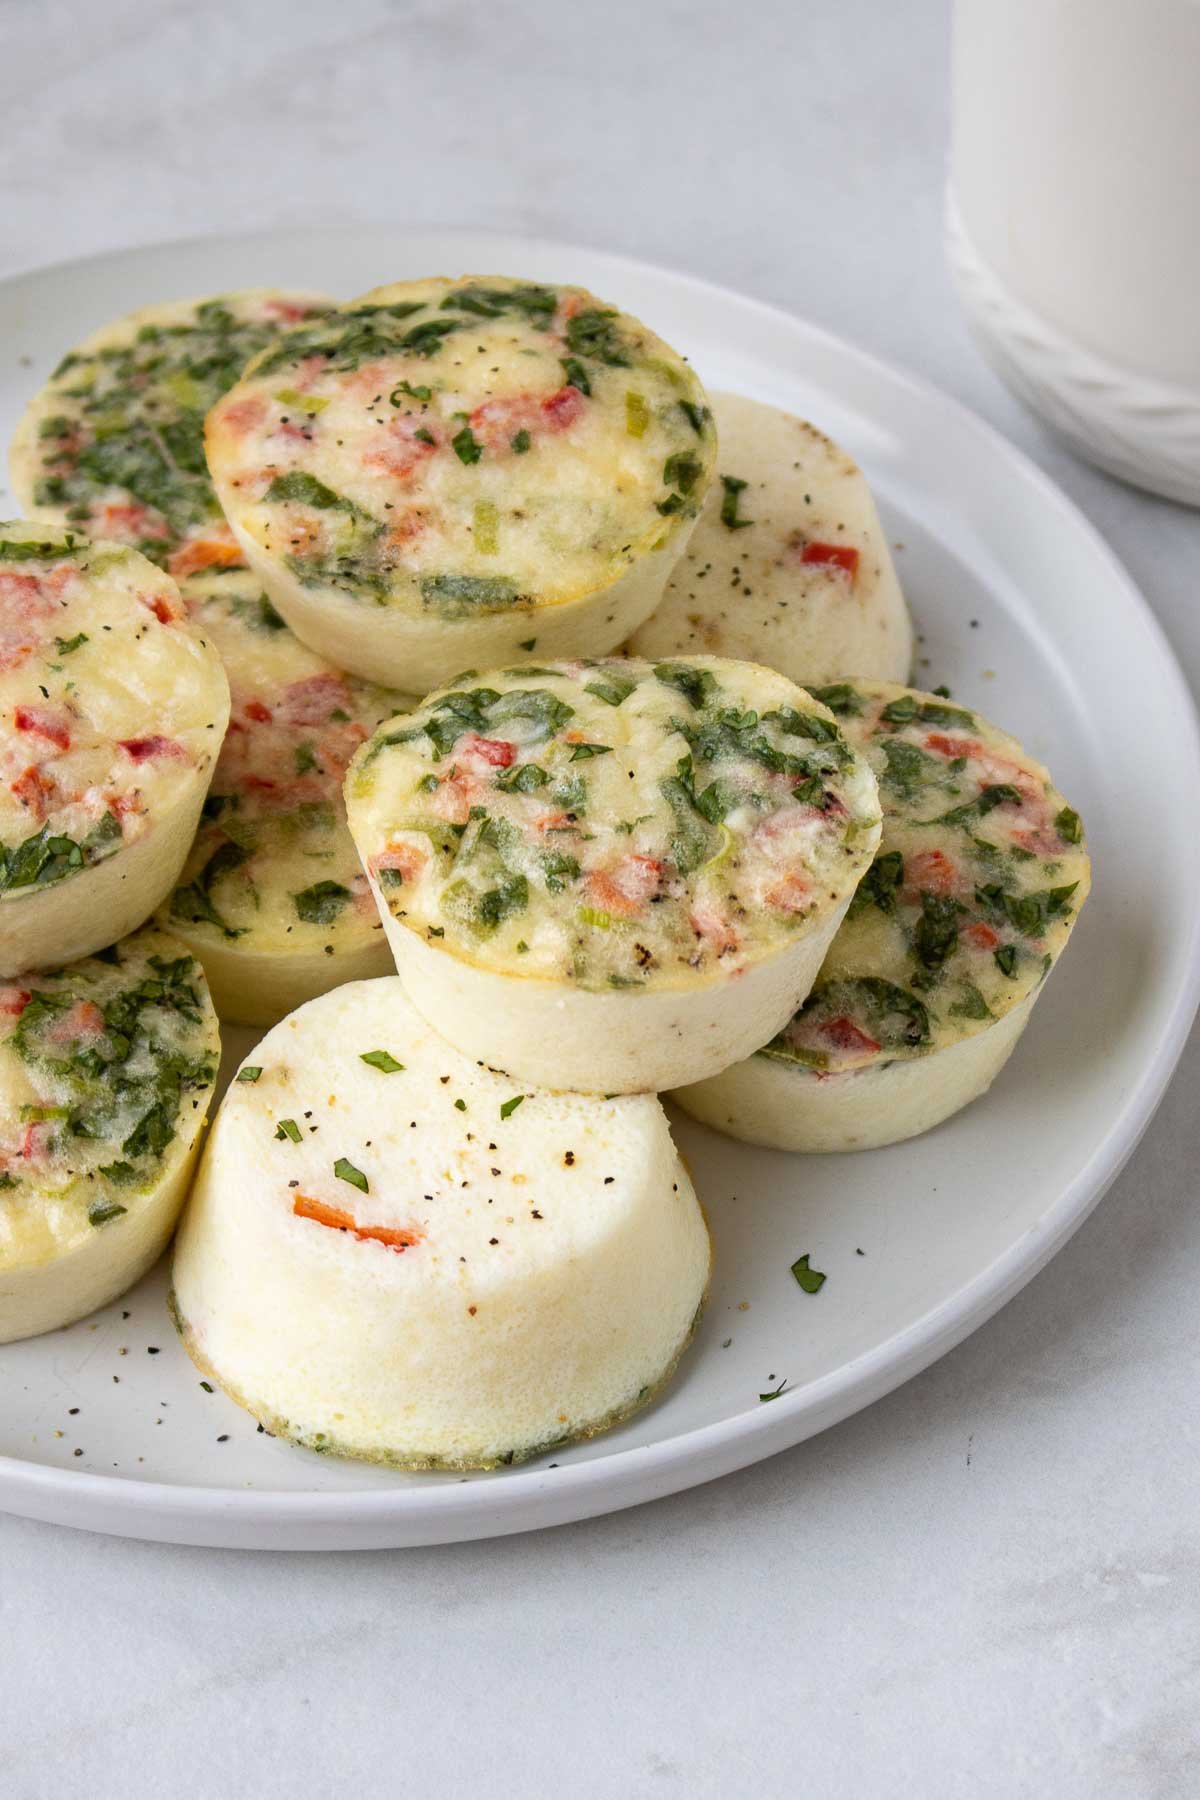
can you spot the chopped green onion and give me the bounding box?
[625,392,649,437]
[473,499,499,555]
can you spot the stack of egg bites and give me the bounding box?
[0,274,1090,1471]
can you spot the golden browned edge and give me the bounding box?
[166,1196,712,1475]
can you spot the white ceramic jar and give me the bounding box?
[948,0,1200,505]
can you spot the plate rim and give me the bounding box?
[1,222,1197,1547]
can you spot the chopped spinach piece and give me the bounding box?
[585,672,637,707]
[654,662,718,710]
[914,892,963,971]
[848,849,904,917]
[292,880,352,925]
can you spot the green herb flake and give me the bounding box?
[500,1094,526,1120]
[561,356,591,396]
[451,425,483,465]
[511,429,532,454]
[1055,806,1083,844]
[454,1097,467,1112]
[88,1199,128,1228]
[275,1117,302,1143]
[360,1049,404,1073]
[791,1253,826,1294]
[236,1065,263,1084]
[759,1379,789,1402]
[569,741,612,761]
[719,475,753,531]
[292,880,352,925]
[334,1156,369,1193]
[54,632,88,655]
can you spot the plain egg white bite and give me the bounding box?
[0,523,230,976]
[170,979,711,1471]
[162,570,413,1026]
[0,926,219,1344]
[628,392,912,685]
[205,275,718,691]
[672,680,1091,1151]
[344,656,882,1094]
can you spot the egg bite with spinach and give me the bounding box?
[171,979,709,1470]
[345,656,882,1094]
[0,926,219,1344]
[9,288,334,580]
[628,392,912,685]
[0,523,230,977]
[205,276,717,691]
[672,681,1090,1150]
[162,570,413,1027]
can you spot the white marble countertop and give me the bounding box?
[4,3,1198,1795]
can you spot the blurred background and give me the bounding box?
[3,4,1198,1796]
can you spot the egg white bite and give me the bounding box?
[9,288,334,579]
[628,392,912,685]
[345,656,882,1094]
[160,570,414,1027]
[171,979,709,1470]
[672,681,1091,1150]
[0,523,230,976]
[205,275,718,691]
[0,926,219,1344]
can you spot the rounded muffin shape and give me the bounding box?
[0,524,230,976]
[160,569,414,1027]
[171,979,710,1470]
[9,288,334,580]
[627,392,912,685]
[672,680,1091,1150]
[205,275,718,690]
[345,656,882,1093]
[0,927,219,1344]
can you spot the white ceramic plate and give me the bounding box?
[1,228,1197,1551]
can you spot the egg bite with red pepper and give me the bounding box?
[628,392,912,686]
[171,979,709,1470]
[344,656,882,1095]
[161,570,413,1027]
[0,926,219,1344]
[672,681,1090,1150]
[9,288,334,579]
[205,276,717,692]
[0,523,230,977]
